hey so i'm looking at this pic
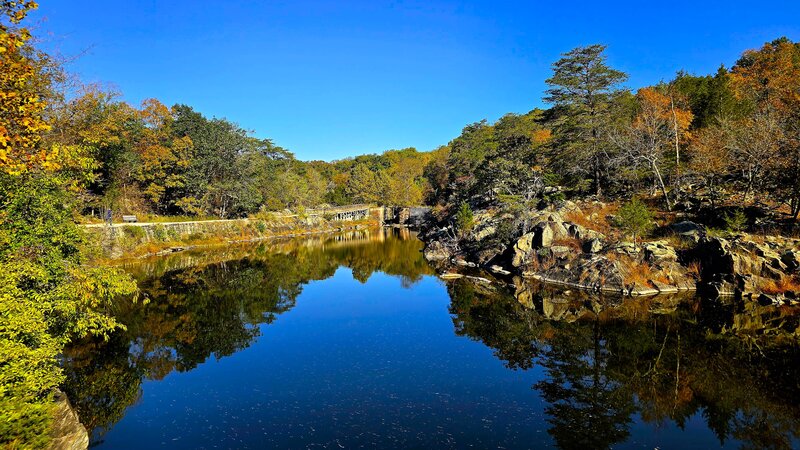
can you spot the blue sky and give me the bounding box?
[30,1,800,161]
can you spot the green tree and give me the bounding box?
[615,198,654,249]
[545,44,628,197]
[455,201,474,236]
[346,163,382,204]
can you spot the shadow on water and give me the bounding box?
[64,229,800,448]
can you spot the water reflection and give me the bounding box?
[450,279,800,449]
[64,229,800,448]
[64,228,433,439]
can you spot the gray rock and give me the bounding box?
[782,250,799,272]
[49,390,89,450]
[473,224,496,242]
[489,265,511,275]
[567,223,606,241]
[670,221,705,242]
[550,245,573,259]
[423,240,451,262]
[512,232,535,267]
[643,240,678,263]
[651,280,679,293]
[583,238,604,253]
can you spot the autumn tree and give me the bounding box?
[0,4,137,446]
[383,148,427,206]
[545,44,628,197]
[728,38,800,209]
[688,126,729,209]
[611,88,693,210]
[346,163,383,204]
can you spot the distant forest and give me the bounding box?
[37,38,800,222]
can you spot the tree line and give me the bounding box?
[435,39,800,224]
[49,89,433,218]
[26,35,800,224]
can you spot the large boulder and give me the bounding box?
[670,221,705,242]
[49,390,89,450]
[781,250,799,272]
[583,238,604,254]
[533,223,554,248]
[643,240,678,264]
[512,232,535,267]
[567,223,606,241]
[473,224,496,242]
[474,244,506,265]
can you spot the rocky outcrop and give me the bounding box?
[421,199,798,300]
[423,239,452,262]
[48,391,88,450]
[696,234,800,301]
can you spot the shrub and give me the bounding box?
[723,209,748,233]
[122,225,146,240]
[455,202,474,236]
[152,224,168,241]
[615,198,654,249]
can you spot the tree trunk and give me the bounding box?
[652,161,672,211]
[671,95,681,176]
[594,162,602,198]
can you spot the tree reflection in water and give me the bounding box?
[63,228,433,439]
[449,278,800,449]
[64,229,800,449]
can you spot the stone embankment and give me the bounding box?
[421,200,800,303]
[85,207,391,259]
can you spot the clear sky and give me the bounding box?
[30,0,800,161]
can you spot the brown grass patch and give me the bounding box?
[552,237,582,252]
[615,254,670,285]
[759,275,800,295]
[526,253,558,272]
[564,202,619,235]
[685,261,702,280]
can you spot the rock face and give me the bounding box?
[48,391,89,450]
[643,240,678,263]
[583,238,603,254]
[696,235,800,298]
[420,198,796,299]
[512,232,536,268]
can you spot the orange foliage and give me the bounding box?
[635,87,694,145]
[730,39,800,114]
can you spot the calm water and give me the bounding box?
[64,229,800,449]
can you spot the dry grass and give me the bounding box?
[759,275,800,295]
[614,254,670,285]
[685,261,702,280]
[526,253,558,272]
[552,237,582,252]
[564,202,619,235]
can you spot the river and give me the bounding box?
[63,228,800,449]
